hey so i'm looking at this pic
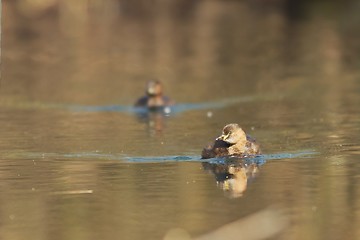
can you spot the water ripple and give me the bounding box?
[66,95,273,114]
[15,150,317,163]
[1,94,280,115]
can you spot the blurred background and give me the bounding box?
[1,0,360,240]
[3,0,360,104]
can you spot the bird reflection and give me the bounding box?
[135,109,168,136]
[202,158,260,198]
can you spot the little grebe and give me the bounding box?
[201,123,261,159]
[134,80,173,109]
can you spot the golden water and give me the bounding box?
[1,1,360,239]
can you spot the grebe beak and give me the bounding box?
[216,133,229,141]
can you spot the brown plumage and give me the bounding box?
[134,80,173,108]
[201,123,261,159]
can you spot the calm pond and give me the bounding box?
[1,1,360,240]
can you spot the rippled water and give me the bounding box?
[1,1,360,240]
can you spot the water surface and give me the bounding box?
[1,1,360,240]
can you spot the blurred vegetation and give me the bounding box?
[3,0,360,104]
